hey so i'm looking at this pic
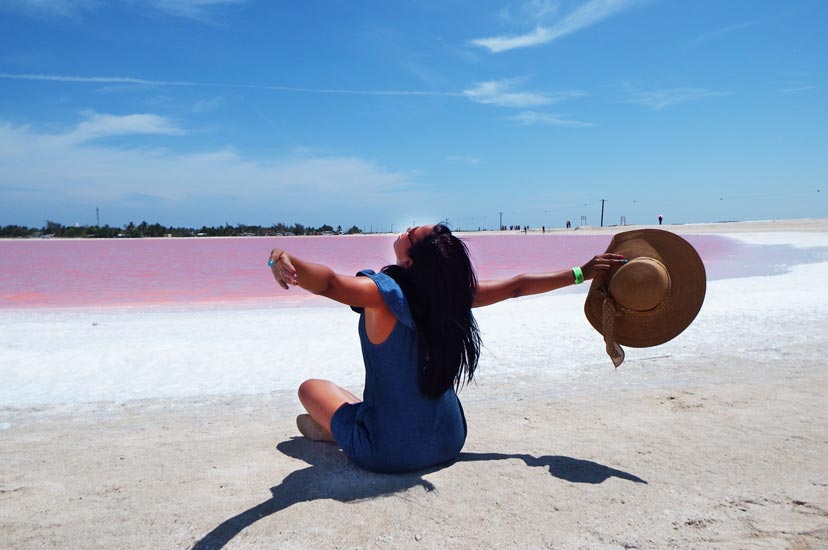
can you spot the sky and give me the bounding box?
[0,0,826,231]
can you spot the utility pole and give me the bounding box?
[600,199,605,227]
[499,212,503,230]
[96,207,100,227]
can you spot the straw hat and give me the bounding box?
[584,229,706,367]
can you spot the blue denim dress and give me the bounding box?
[330,270,467,473]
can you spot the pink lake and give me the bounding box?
[0,233,817,309]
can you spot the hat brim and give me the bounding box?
[584,229,706,348]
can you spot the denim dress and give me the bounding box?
[330,270,467,473]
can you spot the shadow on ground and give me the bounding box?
[458,452,648,484]
[191,438,646,549]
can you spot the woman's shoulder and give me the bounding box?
[354,269,414,329]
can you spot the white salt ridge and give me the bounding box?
[723,231,828,249]
[2,254,827,408]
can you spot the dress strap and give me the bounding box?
[351,270,415,329]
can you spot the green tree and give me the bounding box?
[0,225,34,238]
[44,220,63,235]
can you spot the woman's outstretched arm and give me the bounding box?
[268,248,384,309]
[473,253,626,308]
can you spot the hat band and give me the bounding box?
[601,296,625,368]
[612,297,668,317]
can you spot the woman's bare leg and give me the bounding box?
[297,379,361,440]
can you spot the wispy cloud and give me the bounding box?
[685,18,762,49]
[685,0,825,51]
[463,79,585,108]
[780,85,818,94]
[472,0,646,53]
[463,80,552,107]
[0,72,197,86]
[5,0,96,19]
[472,27,554,53]
[192,95,225,113]
[1,0,246,21]
[61,111,185,145]
[0,72,462,98]
[0,116,423,219]
[507,111,594,127]
[625,87,726,110]
[147,0,246,21]
[1,72,589,113]
[445,155,482,165]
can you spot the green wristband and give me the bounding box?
[572,266,584,285]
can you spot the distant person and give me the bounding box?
[658,214,663,225]
[566,220,571,229]
[268,224,624,473]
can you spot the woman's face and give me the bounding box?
[394,224,435,268]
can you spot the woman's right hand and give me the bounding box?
[269,248,298,289]
[581,253,627,281]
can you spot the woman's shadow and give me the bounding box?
[191,438,646,550]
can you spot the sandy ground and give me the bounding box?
[2,219,828,549]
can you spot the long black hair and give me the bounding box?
[382,224,482,398]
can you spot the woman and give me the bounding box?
[269,224,624,473]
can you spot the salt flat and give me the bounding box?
[1,220,827,549]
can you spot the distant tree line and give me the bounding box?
[0,220,364,238]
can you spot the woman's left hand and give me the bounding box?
[269,248,298,289]
[581,253,627,281]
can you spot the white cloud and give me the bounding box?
[472,0,645,53]
[0,117,422,216]
[463,80,586,108]
[463,79,583,108]
[60,111,186,144]
[625,88,726,110]
[472,26,554,53]
[507,111,594,127]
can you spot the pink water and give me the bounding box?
[0,233,817,309]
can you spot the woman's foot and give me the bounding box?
[296,414,335,442]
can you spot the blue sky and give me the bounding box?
[1,0,825,231]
